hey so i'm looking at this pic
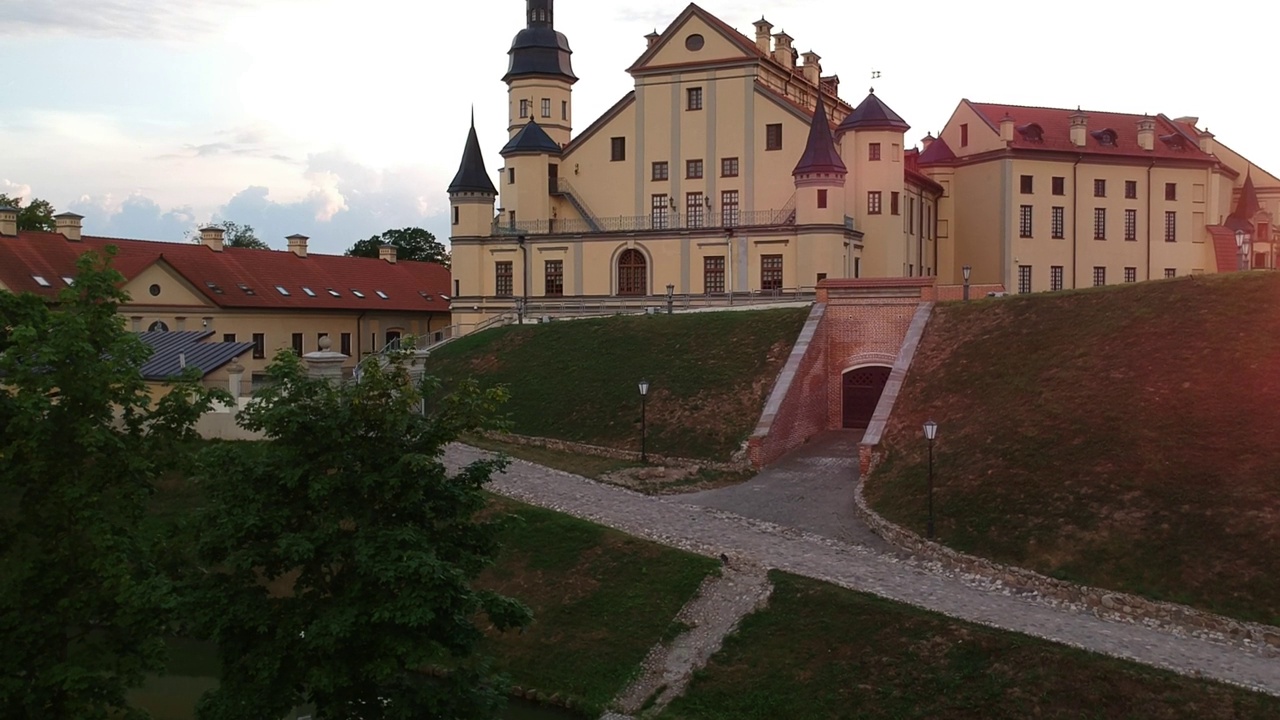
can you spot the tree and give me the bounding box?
[347,228,450,266]
[187,349,529,720]
[0,248,223,718]
[0,193,56,232]
[210,220,270,250]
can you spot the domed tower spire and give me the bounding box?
[504,0,576,146]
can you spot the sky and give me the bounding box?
[3,0,1277,255]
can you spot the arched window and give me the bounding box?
[148,320,169,332]
[617,249,647,296]
[384,330,402,351]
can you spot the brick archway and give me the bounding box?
[842,365,892,430]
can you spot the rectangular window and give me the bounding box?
[1050,266,1064,291]
[1125,209,1137,241]
[686,159,703,179]
[890,192,900,215]
[854,257,861,278]
[686,87,703,111]
[869,142,881,161]
[1093,266,1107,287]
[1019,205,1033,238]
[765,123,782,151]
[721,157,739,177]
[1094,179,1107,197]
[1051,207,1065,239]
[1018,265,1032,294]
[544,259,564,296]
[611,137,626,161]
[452,206,459,226]
[561,100,568,120]
[703,256,725,294]
[686,192,705,228]
[1126,180,1138,199]
[960,123,969,147]
[252,333,265,359]
[1165,211,1177,242]
[1052,176,1065,196]
[651,194,670,229]
[519,99,530,118]
[495,261,513,297]
[541,98,551,118]
[909,198,915,233]
[291,333,303,356]
[721,190,740,226]
[761,254,783,291]
[868,191,883,215]
[817,189,828,209]
[340,333,352,356]
[1124,267,1137,283]
[1020,175,1034,194]
[222,333,236,343]
[508,168,515,184]
[1094,208,1106,240]
[1165,268,1177,279]
[652,161,669,181]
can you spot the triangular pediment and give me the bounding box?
[627,3,763,75]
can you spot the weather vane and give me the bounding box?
[871,69,881,80]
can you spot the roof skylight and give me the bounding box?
[61,277,74,286]
[32,275,51,287]
[376,291,389,300]
[351,289,365,298]
[302,287,316,297]
[327,288,341,297]
[237,283,256,296]
[205,281,224,294]
[276,286,291,296]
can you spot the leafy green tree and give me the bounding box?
[210,220,270,250]
[0,248,223,718]
[0,193,56,232]
[188,349,529,720]
[347,227,450,266]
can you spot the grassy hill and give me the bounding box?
[424,308,810,461]
[866,273,1280,624]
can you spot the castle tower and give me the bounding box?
[504,0,577,147]
[792,99,851,283]
[837,89,910,278]
[448,114,499,240]
[500,119,563,227]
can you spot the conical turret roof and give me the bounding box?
[500,119,563,156]
[793,98,846,177]
[837,90,910,134]
[448,117,498,196]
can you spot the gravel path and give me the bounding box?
[445,444,1280,697]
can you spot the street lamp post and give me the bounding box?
[638,379,650,463]
[923,419,938,539]
[517,234,529,323]
[962,265,972,302]
[1236,229,1251,272]
[666,284,675,315]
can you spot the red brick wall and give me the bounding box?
[823,301,918,427]
[928,283,1006,302]
[749,315,829,467]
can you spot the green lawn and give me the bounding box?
[425,308,810,461]
[662,572,1280,720]
[866,273,1280,624]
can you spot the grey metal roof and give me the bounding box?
[502,1,576,83]
[837,91,910,134]
[138,330,254,381]
[448,120,499,195]
[500,120,563,157]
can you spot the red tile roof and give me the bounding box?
[917,135,956,165]
[0,231,451,313]
[1207,226,1241,273]
[966,102,1217,162]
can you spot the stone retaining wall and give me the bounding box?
[852,478,1280,654]
[479,431,751,472]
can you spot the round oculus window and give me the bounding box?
[149,283,161,296]
[685,34,704,51]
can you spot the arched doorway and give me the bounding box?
[842,366,892,429]
[617,249,647,296]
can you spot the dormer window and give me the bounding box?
[1091,129,1118,146]
[1016,123,1044,142]
[1160,134,1187,151]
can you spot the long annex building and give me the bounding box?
[448,1,1277,326]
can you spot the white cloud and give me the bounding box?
[1,180,34,201]
[1,0,262,39]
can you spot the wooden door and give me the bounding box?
[842,366,891,429]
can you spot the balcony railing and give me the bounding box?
[492,208,797,237]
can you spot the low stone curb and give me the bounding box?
[852,476,1280,655]
[478,431,751,472]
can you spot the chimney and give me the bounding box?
[921,132,935,152]
[772,31,794,68]
[1069,108,1088,147]
[801,51,822,86]
[645,29,660,48]
[1198,128,1215,154]
[753,17,772,54]
[55,212,84,241]
[1136,116,1156,151]
[0,204,18,237]
[1000,114,1015,143]
[199,226,225,252]
[379,243,398,264]
[286,233,309,258]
